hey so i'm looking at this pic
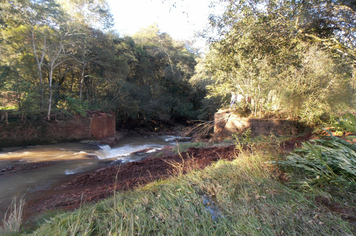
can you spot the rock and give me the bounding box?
[214,110,299,138]
[98,131,128,147]
[131,148,155,155]
[174,137,192,142]
[86,155,98,159]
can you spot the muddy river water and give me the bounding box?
[0,134,179,219]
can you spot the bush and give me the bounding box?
[275,133,356,186]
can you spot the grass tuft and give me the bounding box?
[1,196,25,235]
[172,142,207,153]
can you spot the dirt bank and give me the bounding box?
[23,145,237,221]
[14,133,315,227]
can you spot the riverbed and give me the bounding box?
[0,134,180,220]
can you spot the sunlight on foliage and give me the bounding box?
[275,133,356,187]
[29,147,354,235]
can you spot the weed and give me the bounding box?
[172,142,207,154]
[233,129,287,156]
[182,120,215,139]
[233,128,252,151]
[275,132,356,187]
[334,112,356,134]
[153,151,163,158]
[1,196,25,235]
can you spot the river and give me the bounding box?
[0,134,180,220]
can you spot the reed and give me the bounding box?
[1,196,25,235]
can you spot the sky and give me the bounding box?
[106,0,221,47]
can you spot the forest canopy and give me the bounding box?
[0,0,202,124]
[1,0,355,125]
[195,0,356,123]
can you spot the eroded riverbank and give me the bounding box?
[0,132,183,224]
[1,131,315,230]
[22,144,237,227]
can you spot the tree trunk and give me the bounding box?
[79,62,87,100]
[47,69,53,121]
[31,26,46,111]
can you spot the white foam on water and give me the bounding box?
[65,168,81,175]
[73,151,88,155]
[64,162,95,175]
[146,148,161,153]
[161,135,181,142]
[95,144,165,160]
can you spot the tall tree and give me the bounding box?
[199,0,355,122]
[27,0,63,110]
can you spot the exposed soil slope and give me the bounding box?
[23,145,237,220]
[21,132,355,226]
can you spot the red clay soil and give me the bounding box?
[280,132,314,151]
[23,145,237,222]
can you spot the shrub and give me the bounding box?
[275,133,356,186]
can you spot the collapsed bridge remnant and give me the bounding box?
[214,110,299,138]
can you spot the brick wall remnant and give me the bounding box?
[0,112,116,147]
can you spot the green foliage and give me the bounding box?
[233,128,252,151]
[28,148,354,235]
[196,96,222,120]
[172,142,207,153]
[334,112,356,133]
[110,27,199,124]
[276,134,356,186]
[198,0,355,124]
[0,2,201,124]
[64,96,88,116]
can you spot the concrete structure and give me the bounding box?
[0,112,116,147]
[214,110,298,138]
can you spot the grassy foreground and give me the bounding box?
[3,137,356,235]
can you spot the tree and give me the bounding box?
[105,24,199,123]
[199,0,355,122]
[0,0,116,119]
[1,3,202,126]
[27,0,63,110]
[57,0,114,100]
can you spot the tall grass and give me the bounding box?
[171,138,234,154]
[276,133,356,186]
[1,197,25,235]
[27,144,354,235]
